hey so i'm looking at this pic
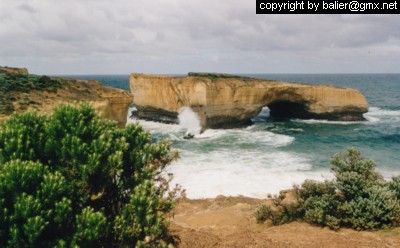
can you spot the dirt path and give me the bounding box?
[170,196,400,248]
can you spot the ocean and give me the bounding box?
[67,74,400,199]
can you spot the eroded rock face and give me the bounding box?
[92,87,133,128]
[40,80,133,128]
[130,74,368,129]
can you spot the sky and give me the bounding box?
[1,0,400,75]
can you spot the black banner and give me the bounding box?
[256,0,400,14]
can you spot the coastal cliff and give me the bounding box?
[0,66,29,75]
[130,73,368,129]
[0,73,132,127]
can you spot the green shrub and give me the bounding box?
[255,196,302,226]
[390,176,400,199]
[255,204,273,224]
[257,148,400,231]
[0,104,179,247]
[0,73,61,93]
[295,180,342,229]
[0,92,15,115]
[302,194,341,229]
[0,160,105,247]
[187,72,252,82]
[298,180,336,199]
[344,185,399,230]
[331,148,384,199]
[37,76,61,92]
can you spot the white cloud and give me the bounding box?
[0,0,399,74]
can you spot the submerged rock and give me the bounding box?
[130,73,368,130]
[183,133,195,139]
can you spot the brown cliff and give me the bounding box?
[130,73,368,129]
[0,66,29,75]
[36,79,132,128]
[0,77,132,127]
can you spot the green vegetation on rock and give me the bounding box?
[256,148,400,231]
[0,73,61,93]
[0,104,179,247]
[0,73,62,115]
[188,72,251,81]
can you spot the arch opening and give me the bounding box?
[267,101,309,120]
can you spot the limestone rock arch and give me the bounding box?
[130,73,368,130]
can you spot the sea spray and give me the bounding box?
[178,107,202,138]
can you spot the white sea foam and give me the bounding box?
[290,107,400,125]
[187,128,294,148]
[367,107,400,116]
[292,119,364,125]
[287,128,304,132]
[168,149,332,198]
[363,115,380,123]
[127,106,331,199]
[128,118,181,133]
[364,107,400,123]
[231,129,294,147]
[194,129,226,140]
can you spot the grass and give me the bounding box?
[378,227,400,237]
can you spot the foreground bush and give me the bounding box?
[0,104,179,247]
[256,148,400,230]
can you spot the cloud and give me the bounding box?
[0,0,399,74]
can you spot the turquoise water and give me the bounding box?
[249,74,400,172]
[68,74,400,198]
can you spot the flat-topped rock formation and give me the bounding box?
[130,73,368,130]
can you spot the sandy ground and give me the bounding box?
[170,196,400,248]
